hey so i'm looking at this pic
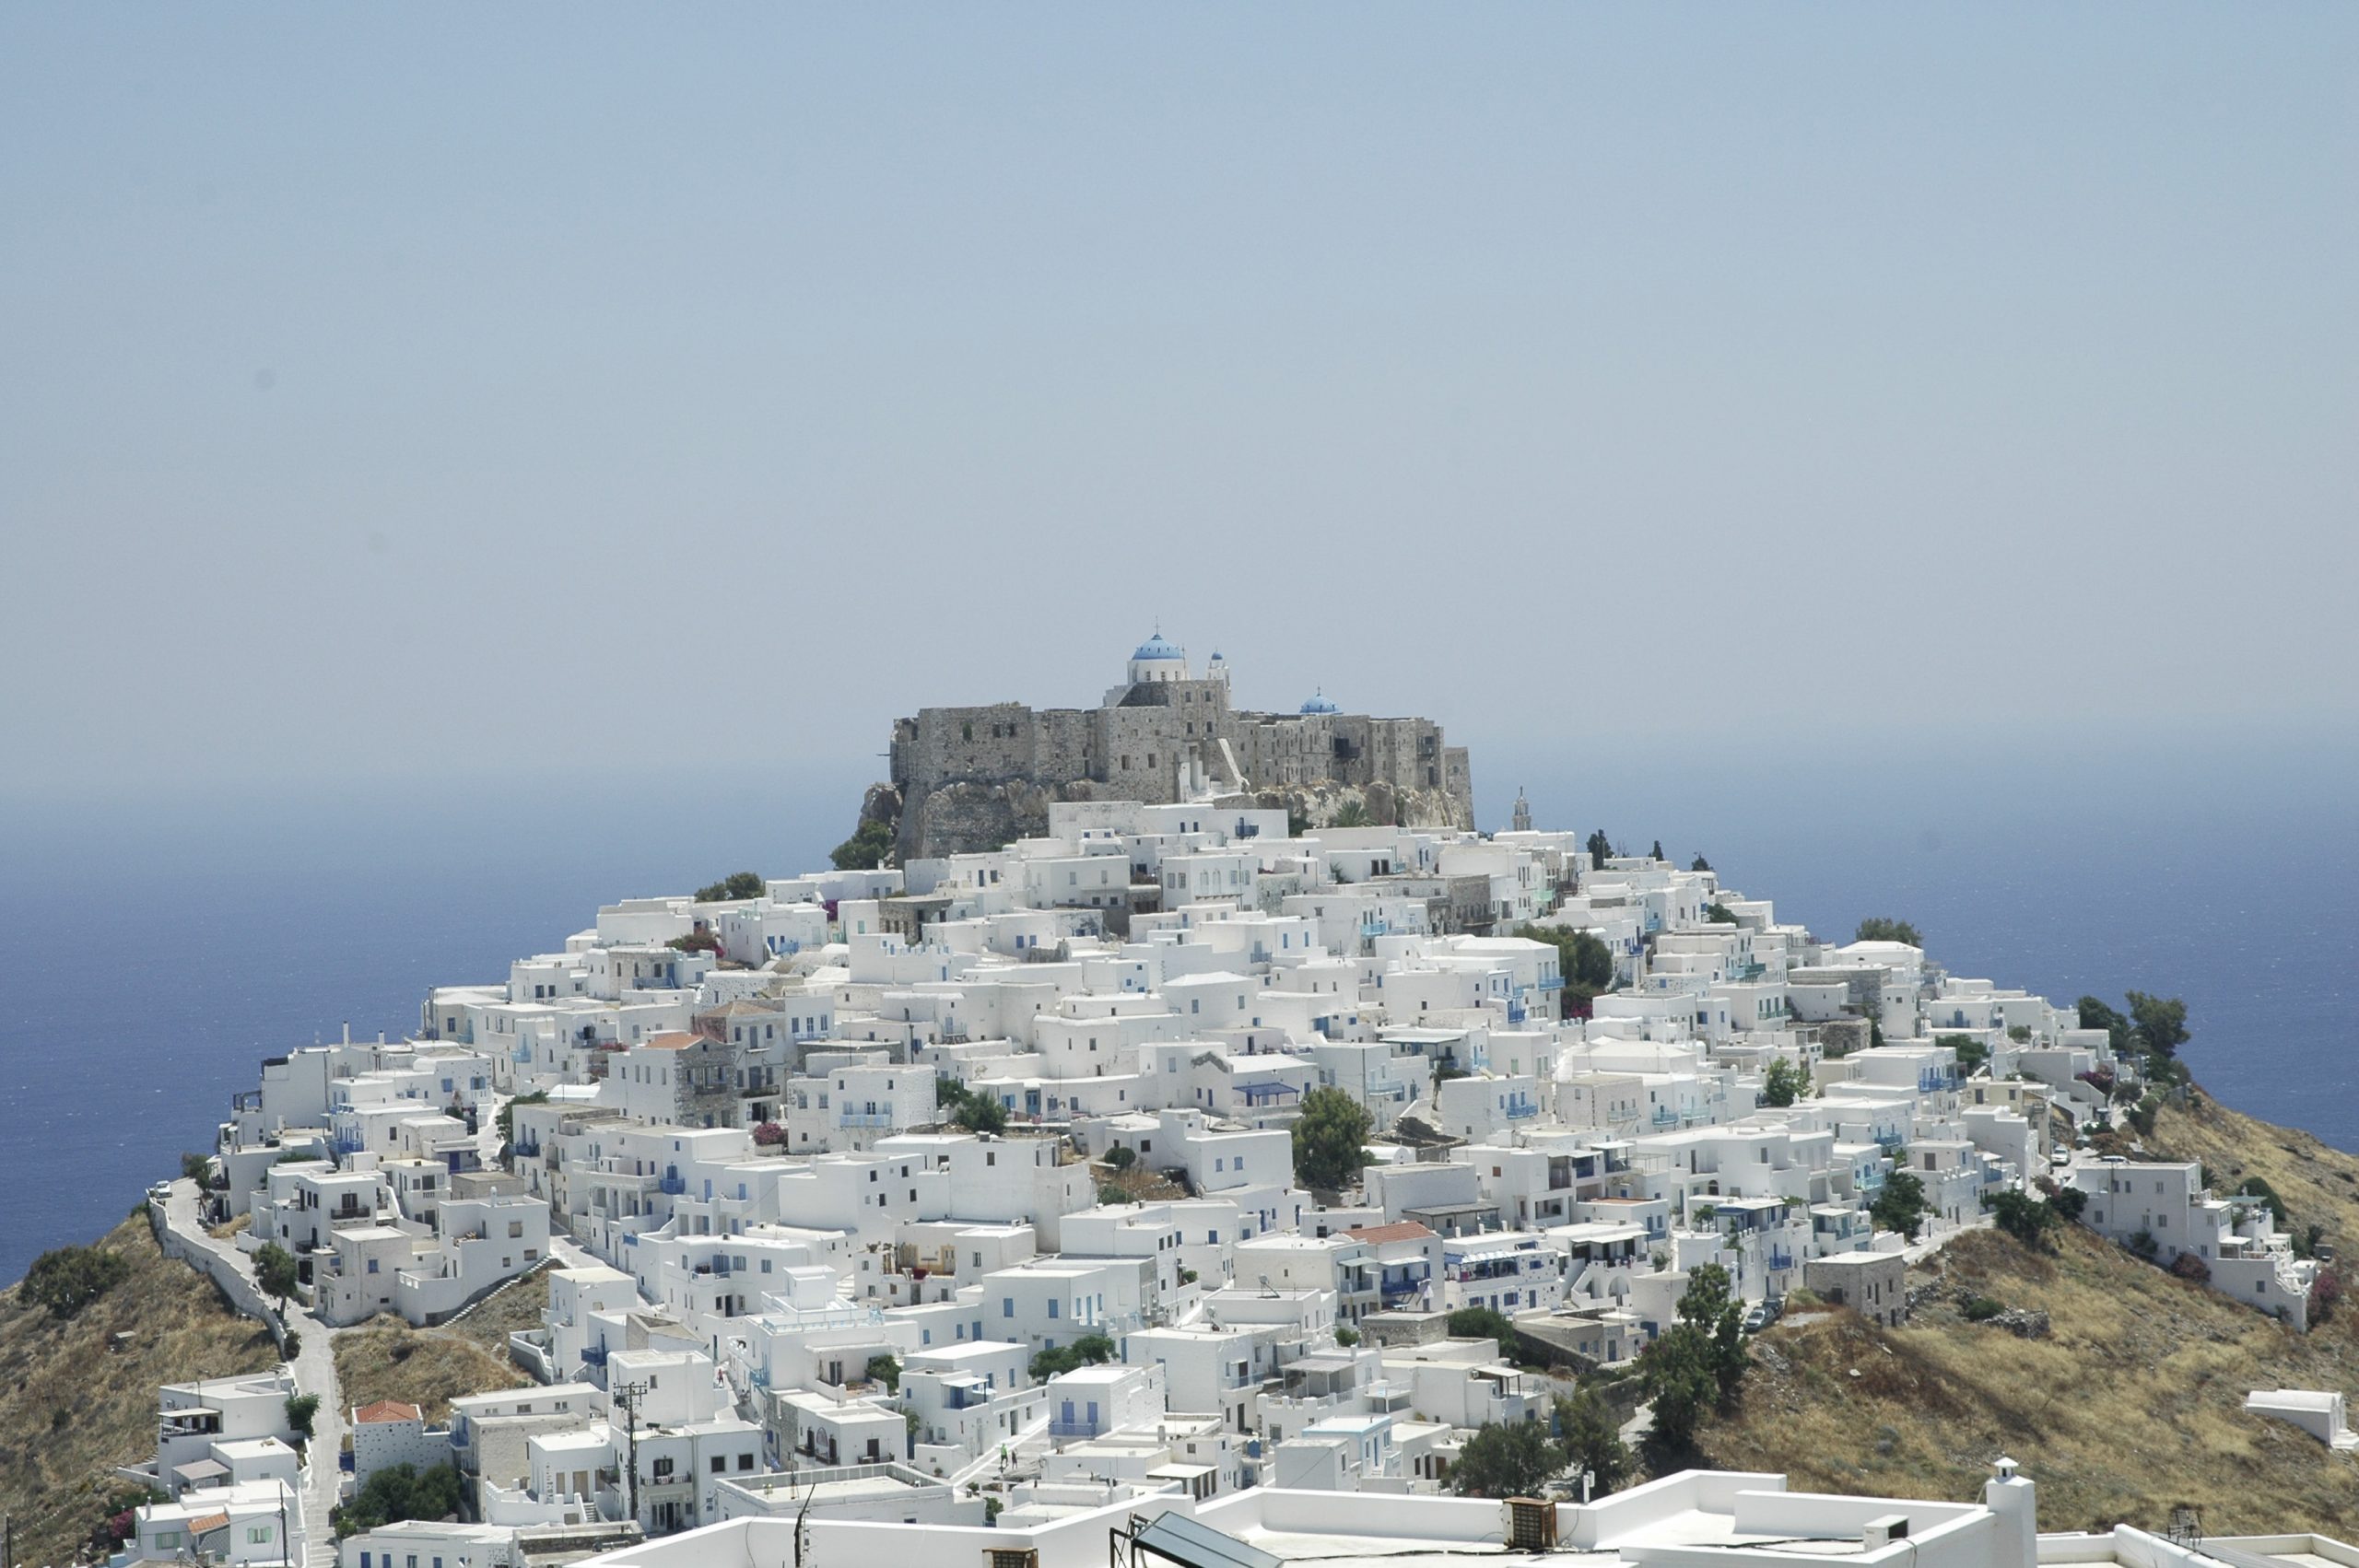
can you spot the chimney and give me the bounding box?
[1986,1457,2036,1568]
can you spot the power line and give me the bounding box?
[610,1379,651,1527]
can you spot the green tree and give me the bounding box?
[1331,800,1374,829]
[1760,1058,1805,1108]
[332,1463,465,1535]
[1853,917,1922,947]
[865,1353,902,1393]
[181,1151,215,1184]
[253,1242,300,1311]
[1935,1033,1989,1075]
[1586,830,1613,871]
[1636,1324,1719,1448]
[1988,1189,2060,1250]
[1706,903,1739,925]
[1555,1387,1633,1496]
[1691,854,1712,872]
[1513,924,1614,1010]
[1447,1305,1519,1348]
[1569,931,1614,990]
[20,1245,132,1320]
[831,819,896,872]
[694,871,766,902]
[954,1093,1008,1136]
[285,1393,321,1441]
[1029,1334,1117,1380]
[1105,1144,1136,1170]
[1870,1168,1928,1241]
[1679,1264,1747,1396]
[1334,1325,1361,1347]
[1637,1263,1748,1448]
[1291,1086,1372,1190]
[2125,992,2189,1060]
[1650,840,1666,861]
[1449,1418,1562,1498]
[497,1090,548,1145]
[2076,997,2131,1054]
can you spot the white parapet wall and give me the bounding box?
[2245,1389,2358,1449]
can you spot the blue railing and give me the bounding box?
[1048,1420,1097,1439]
[1539,976,1565,991]
[581,1344,608,1366]
[658,1175,687,1196]
[511,1045,534,1064]
[1651,1107,1678,1128]
[1767,1249,1795,1271]
[839,1110,894,1127]
[1505,1103,1538,1119]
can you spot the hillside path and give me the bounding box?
[157,1177,346,1568]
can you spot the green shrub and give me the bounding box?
[1029,1334,1116,1381]
[333,1463,464,1535]
[1962,1296,2004,1322]
[20,1245,131,1320]
[831,821,896,872]
[694,872,766,902]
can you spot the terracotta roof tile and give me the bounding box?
[352,1399,423,1424]
[1346,1221,1437,1244]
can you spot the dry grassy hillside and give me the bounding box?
[333,1316,531,1424]
[1700,1131,2359,1535]
[0,1215,280,1568]
[2147,1090,2359,1252]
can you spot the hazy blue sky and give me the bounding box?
[4,6,2353,805]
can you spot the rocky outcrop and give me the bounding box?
[1251,781,1472,832]
[858,781,903,829]
[897,778,1066,862]
[881,774,1470,863]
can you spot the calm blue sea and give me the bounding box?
[3,733,2352,1287]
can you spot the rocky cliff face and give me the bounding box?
[877,775,1473,862]
[1253,779,1473,833]
[894,778,1062,861]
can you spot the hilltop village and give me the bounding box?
[99,647,2347,1568]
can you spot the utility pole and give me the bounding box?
[610,1380,650,1527]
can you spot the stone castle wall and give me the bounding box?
[886,680,1473,859]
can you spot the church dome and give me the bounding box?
[1300,689,1340,715]
[1132,633,1183,661]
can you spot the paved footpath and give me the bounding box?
[157,1178,345,1568]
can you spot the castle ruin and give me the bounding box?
[873,634,1474,860]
